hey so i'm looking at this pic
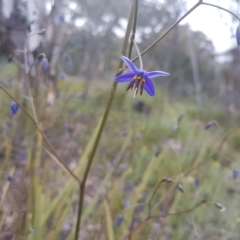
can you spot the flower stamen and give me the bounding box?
[127,74,145,97]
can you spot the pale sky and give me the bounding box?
[183,0,239,53]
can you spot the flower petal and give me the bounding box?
[147,71,169,78]
[115,72,135,82]
[144,77,155,96]
[120,55,139,72]
[143,84,154,96]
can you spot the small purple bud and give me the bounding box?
[41,58,49,71]
[205,121,213,130]
[60,72,66,79]
[115,214,123,227]
[58,14,65,22]
[7,176,12,182]
[10,102,20,115]
[233,168,238,180]
[236,25,240,45]
[195,178,200,187]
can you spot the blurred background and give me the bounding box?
[0,0,240,239]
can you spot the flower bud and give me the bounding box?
[233,168,238,180]
[177,183,184,193]
[236,25,240,45]
[115,214,123,227]
[215,202,226,212]
[60,72,66,79]
[205,121,213,130]
[10,102,19,115]
[195,178,200,187]
[41,58,49,71]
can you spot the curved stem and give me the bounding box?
[123,201,206,240]
[201,2,240,22]
[74,1,138,239]
[132,1,201,62]
[133,40,143,69]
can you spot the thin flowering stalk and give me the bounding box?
[128,0,138,59]
[150,129,233,213]
[129,1,240,66]
[123,111,240,239]
[131,1,202,64]
[74,2,137,239]
[74,0,240,238]
[201,2,240,22]
[133,40,143,69]
[147,177,173,216]
[23,34,38,123]
[123,200,207,240]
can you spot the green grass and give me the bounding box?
[0,72,240,240]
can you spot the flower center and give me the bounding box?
[126,74,145,97]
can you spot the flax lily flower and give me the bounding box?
[115,55,169,97]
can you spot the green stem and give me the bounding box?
[201,2,240,22]
[123,201,206,240]
[133,41,143,69]
[74,1,138,239]
[128,0,138,59]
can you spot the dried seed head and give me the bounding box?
[177,184,184,193]
[162,177,173,183]
[37,53,46,61]
[202,193,209,203]
[215,203,226,212]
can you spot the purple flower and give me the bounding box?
[115,55,169,97]
[233,168,238,180]
[7,176,12,182]
[205,121,213,130]
[236,25,240,45]
[58,14,65,22]
[60,72,66,79]
[115,214,123,227]
[41,58,49,71]
[195,178,200,187]
[10,102,19,115]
